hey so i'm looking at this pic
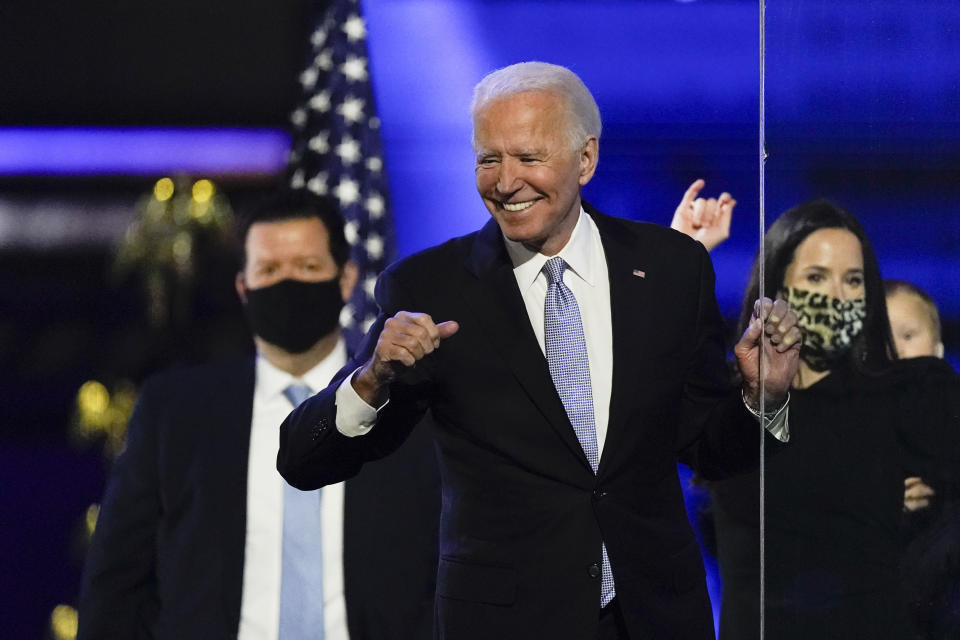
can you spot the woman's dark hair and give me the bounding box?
[738,199,895,374]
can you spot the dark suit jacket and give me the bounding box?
[278,205,763,639]
[78,356,440,640]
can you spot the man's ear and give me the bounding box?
[339,260,359,301]
[577,136,599,187]
[235,272,247,304]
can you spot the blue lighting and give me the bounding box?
[0,127,291,176]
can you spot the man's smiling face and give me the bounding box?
[473,90,597,256]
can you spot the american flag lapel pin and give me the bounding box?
[632,269,646,278]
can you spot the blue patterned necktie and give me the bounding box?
[280,383,325,639]
[543,257,616,606]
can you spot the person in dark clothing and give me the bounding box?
[886,279,960,639]
[709,200,960,639]
[78,192,440,640]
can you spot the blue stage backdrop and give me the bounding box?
[3,1,955,637]
[360,0,960,629]
[362,0,959,362]
[363,0,761,319]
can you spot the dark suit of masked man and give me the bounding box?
[79,193,440,640]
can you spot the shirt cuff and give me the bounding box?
[334,368,386,437]
[741,390,791,443]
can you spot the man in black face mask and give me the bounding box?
[79,191,440,640]
[237,193,358,367]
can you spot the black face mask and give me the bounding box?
[242,277,344,354]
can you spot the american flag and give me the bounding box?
[287,0,395,349]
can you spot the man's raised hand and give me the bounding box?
[352,312,459,406]
[670,178,735,252]
[734,297,802,412]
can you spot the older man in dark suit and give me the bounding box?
[278,62,800,639]
[79,192,439,640]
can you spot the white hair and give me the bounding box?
[470,61,602,151]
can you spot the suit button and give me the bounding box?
[588,563,601,579]
[593,489,607,500]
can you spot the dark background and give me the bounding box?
[0,0,313,127]
[1,2,314,636]
[1,0,957,637]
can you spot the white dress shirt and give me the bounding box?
[239,337,350,640]
[501,210,614,454]
[335,208,788,442]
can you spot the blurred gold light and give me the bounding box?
[50,604,78,640]
[73,380,137,457]
[86,503,100,537]
[192,179,214,203]
[172,232,192,266]
[189,200,212,221]
[154,177,175,202]
[78,381,110,416]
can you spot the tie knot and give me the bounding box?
[283,384,313,408]
[543,256,567,285]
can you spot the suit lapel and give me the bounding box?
[461,219,592,471]
[589,207,657,475]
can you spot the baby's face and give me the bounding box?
[886,291,943,359]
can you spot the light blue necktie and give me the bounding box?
[280,383,325,639]
[543,257,616,606]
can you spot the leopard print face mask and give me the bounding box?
[785,287,867,372]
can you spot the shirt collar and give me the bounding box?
[503,207,599,292]
[255,336,348,401]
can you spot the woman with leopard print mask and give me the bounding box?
[707,200,960,639]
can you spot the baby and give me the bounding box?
[885,279,945,359]
[886,280,945,512]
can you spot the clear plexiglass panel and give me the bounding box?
[730,2,960,639]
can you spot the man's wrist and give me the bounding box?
[742,389,791,442]
[351,363,390,407]
[336,371,382,437]
[741,387,788,417]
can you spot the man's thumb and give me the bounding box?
[437,320,460,340]
[737,317,762,349]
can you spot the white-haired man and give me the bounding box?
[278,62,800,639]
